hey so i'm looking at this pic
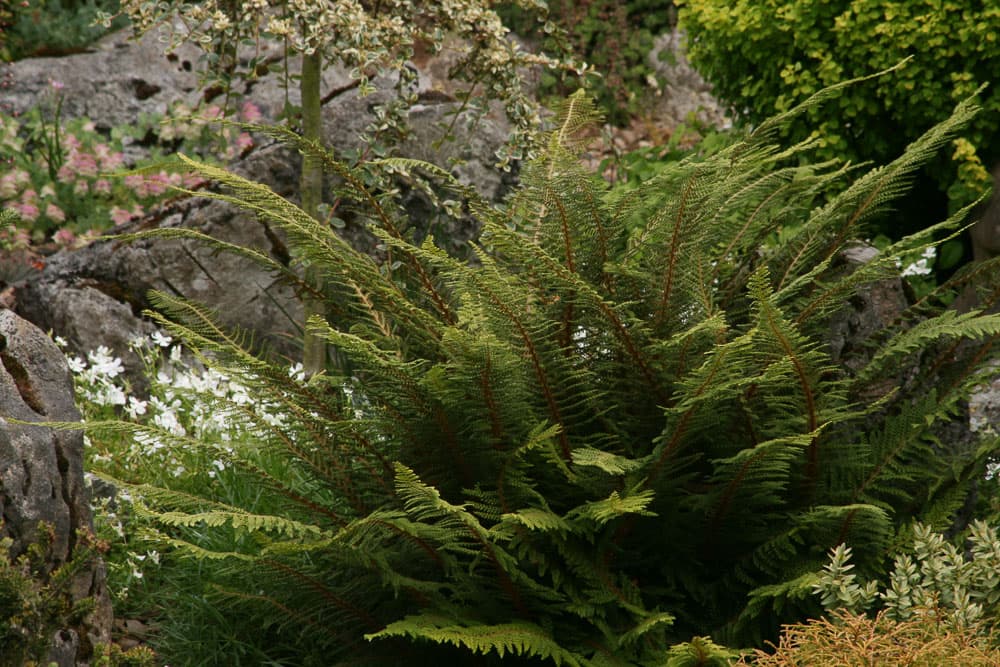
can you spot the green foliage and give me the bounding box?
[2,0,128,61]
[816,521,1000,637]
[665,636,742,666]
[501,0,677,125]
[91,643,157,667]
[601,121,736,191]
[0,524,101,667]
[82,83,1000,664]
[677,0,1000,222]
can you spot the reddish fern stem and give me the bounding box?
[654,177,695,330]
[374,518,446,571]
[488,293,571,459]
[762,308,819,487]
[264,559,382,632]
[649,352,728,484]
[704,446,769,551]
[463,519,529,618]
[480,354,505,446]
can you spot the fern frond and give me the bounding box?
[856,310,1000,387]
[367,613,588,666]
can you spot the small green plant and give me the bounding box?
[3,0,128,61]
[91,642,157,667]
[815,521,1000,637]
[0,524,102,667]
[601,120,735,189]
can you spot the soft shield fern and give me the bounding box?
[90,84,1000,663]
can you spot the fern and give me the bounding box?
[86,79,1000,664]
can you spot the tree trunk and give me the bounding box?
[300,51,326,375]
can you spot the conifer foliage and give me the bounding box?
[103,85,1000,663]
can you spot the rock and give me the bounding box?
[647,29,730,133]
[0,310,112,664]
[3,23,350,133]
[13,140,307,366]
[970,367,1000,435]
[827,243,910,378]
[7,27,514,366]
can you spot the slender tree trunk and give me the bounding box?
[300,51,326,375]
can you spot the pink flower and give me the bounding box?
[67,151,98,178]
[20,188,37,204]
[93,179,112,195]
[15,202,39,221]
[62,134,81,151]
[241,100,263,122]
[49,79,65,91]
[45,203,65,223]
[57,163,75,183]
[124,174,147,197]
[102,152,125,170]
[236,132,254,152]
[202,104,223,121]
[182,172,207,189]
[144,171,171,196]
[74,179,90,195]
[53,228,76,246]
[0,174,19,199]
[131,204,144,218]
[110,206,132,225]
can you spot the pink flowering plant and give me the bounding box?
[1,83,259,246]
[1,107,167,243]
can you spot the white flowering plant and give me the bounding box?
[63,333,311,628]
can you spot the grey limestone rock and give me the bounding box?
[647,29,731,132]
[0,310,111,665]
[8,27,512,367]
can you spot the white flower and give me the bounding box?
[207,459,226,478]
[125,396,148,419]
[54,335,68,348]
[67,356,87,374]
[288,362,306,382]
[98,384,127,407]
[87,346,124,378]
[134,430,165,452]
[153,408,187,437]
[901,258,933,277]
[151,331,173,347]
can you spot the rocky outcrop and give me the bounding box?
[6,26,514,369]
[0,310,111,665]
[647,30,730,133]
[15,140,305,369]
